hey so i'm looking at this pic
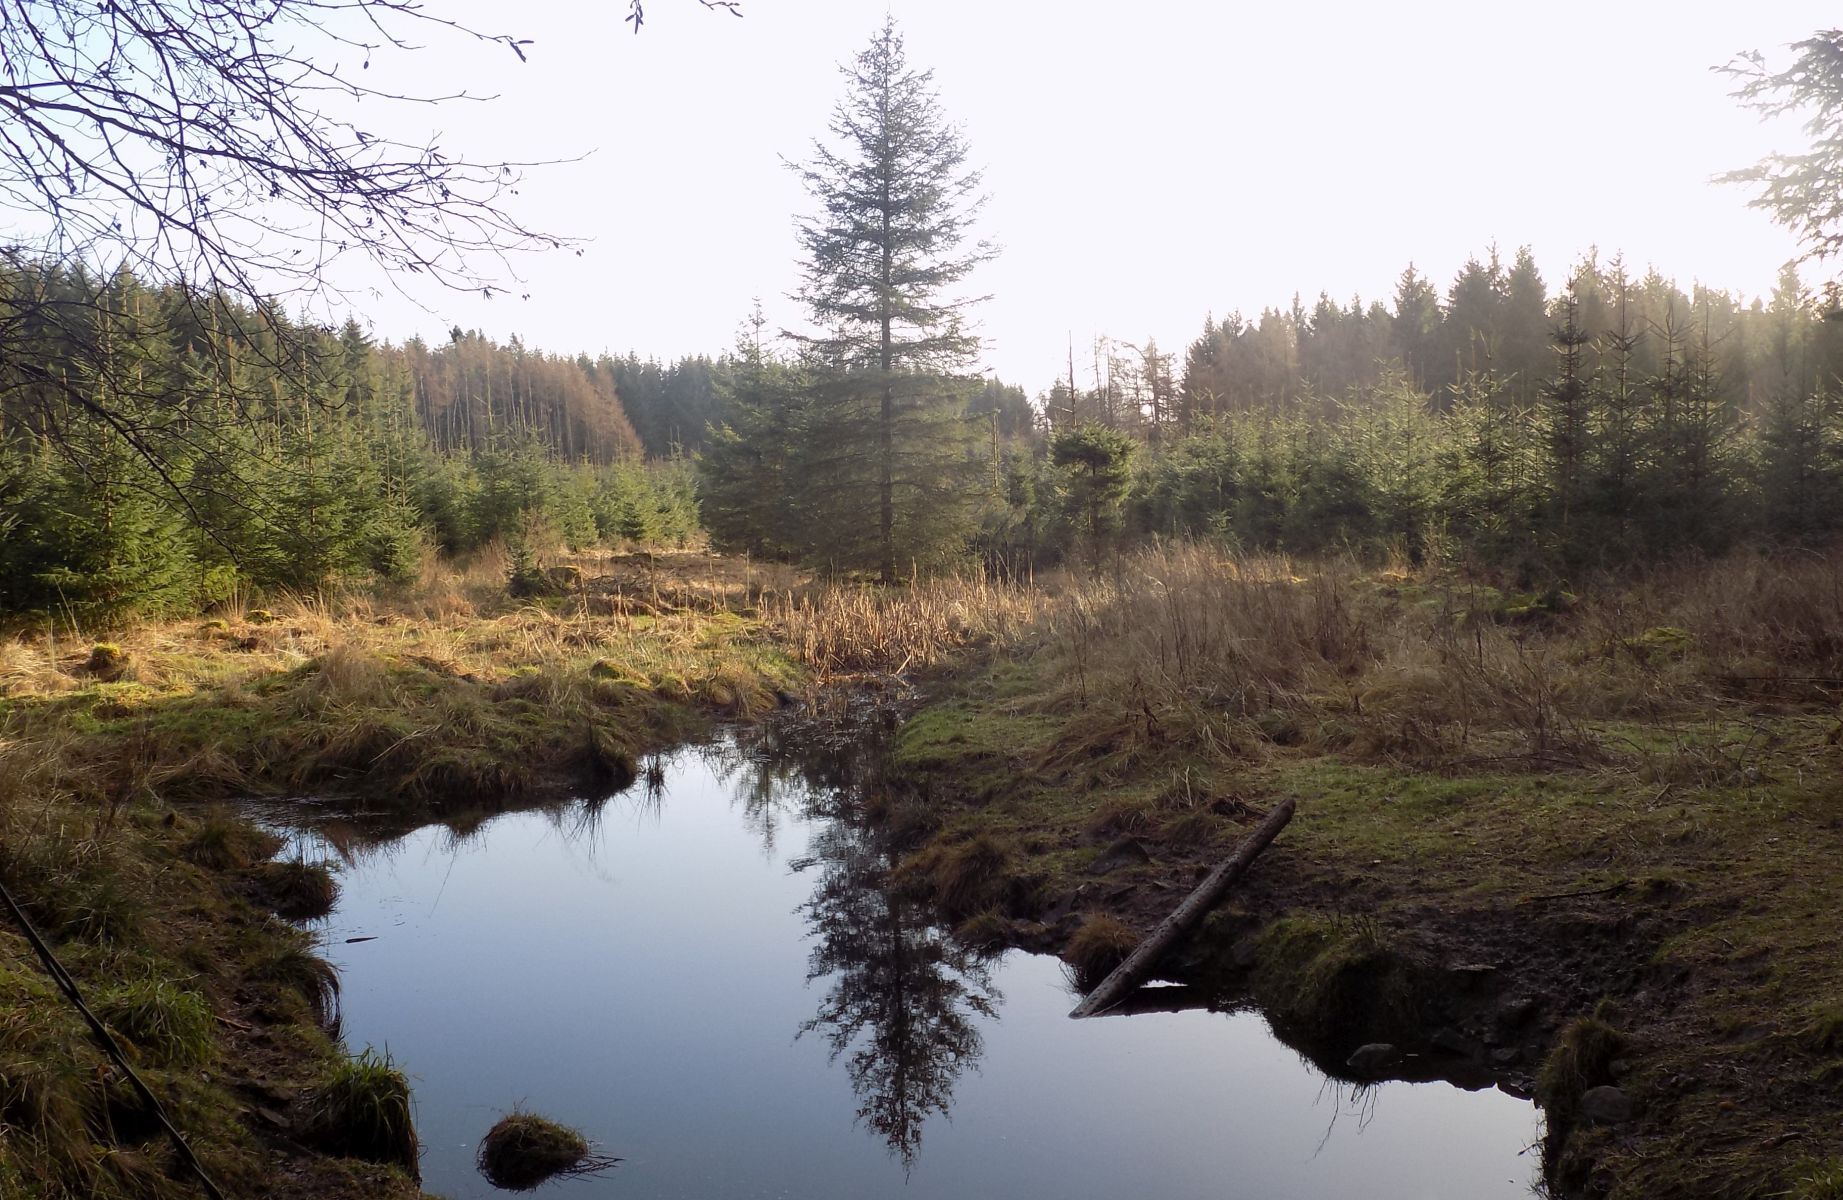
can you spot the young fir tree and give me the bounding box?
[1049,423,1135,571]
[1587,264,1649,558]
[1542,287,1596,552]
[789,17,995,580]
[699,309,813,560]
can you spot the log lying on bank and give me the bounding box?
[1069,797,1296,1019]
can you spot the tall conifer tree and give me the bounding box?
[790,17,995,580]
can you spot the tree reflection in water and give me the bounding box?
[711,717,1003,1165]
[793,795,999,1166]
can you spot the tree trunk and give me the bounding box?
[1070,798,1296,1018]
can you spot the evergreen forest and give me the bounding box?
[12,243,1843,625]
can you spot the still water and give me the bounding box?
[298,740,1540,1199]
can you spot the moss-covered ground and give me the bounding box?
[883,547,1843,1199]
[0,550,815,1199]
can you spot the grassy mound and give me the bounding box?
[308,1049,418,1179]
[249,859,339,920]
[95,976,215,1068]
[1065,914,1139,992]
[477,1111,618,1191]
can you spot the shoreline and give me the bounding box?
[6,546,1843,1198]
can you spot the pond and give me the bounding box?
[291,738,1541,1199]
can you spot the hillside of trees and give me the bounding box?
[11,16,1843,617]
[0,262,698,620]
[690,250,1843,580]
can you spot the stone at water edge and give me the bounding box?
[1346,1043,1397,1074]
[1580,1085,1636,1125]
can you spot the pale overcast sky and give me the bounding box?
[336,1,1835,390]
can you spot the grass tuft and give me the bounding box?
[248,943,341,1031]
[901,832,1019,918]
[249,859,339,920]
[952,910,1014,955]
[95,976,214,1068]
[1065,914,1139,992]
[1248,913,1432,1058]
[477,1110,618,1192]
[1789,1159,1843,1200]
[1536,1012,1628,1126]
[309,1048,418,1178]
[183,816,282,872]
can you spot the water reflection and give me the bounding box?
[710,721,1002,1165]
[294,731,1539,1199]
[793,799,999,1165]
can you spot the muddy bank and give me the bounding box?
[828,682,1843,1200]
[0,553,820,1199]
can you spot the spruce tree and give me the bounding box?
[1542,287,1596,550]
[789,17,995,580]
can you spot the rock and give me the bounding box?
[1491,1047,1521,1066]
[1087,837,1153,877]
[1346,1043,1397,1074]
[1431,1027,1481,1056]
[1495,995,1539,1028]
[1229,936,1260,968]
[1498,1077,1536,1101]
[1580,1085,1636,1125]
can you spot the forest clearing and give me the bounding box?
[3,543,1842,1195]
[7,3,1843,1198]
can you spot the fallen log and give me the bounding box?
[1069,797,1296,1019]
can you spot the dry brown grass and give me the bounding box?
[769,573,1047,680]
[0,552,818,822]
[976,543,1843,780]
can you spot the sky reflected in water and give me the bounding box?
[306,743,1540,1200]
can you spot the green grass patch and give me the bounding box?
[309,1048,418,1178]
[95,976,215,1068]
[1247,913,1435,1055]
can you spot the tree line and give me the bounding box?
[696,250,1843,579]
[0,262,696,621]
[12,17,1843,611]
[989,256,1843,575]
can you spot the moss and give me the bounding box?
[1634,625,1695,662]
[86,643,129,681]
